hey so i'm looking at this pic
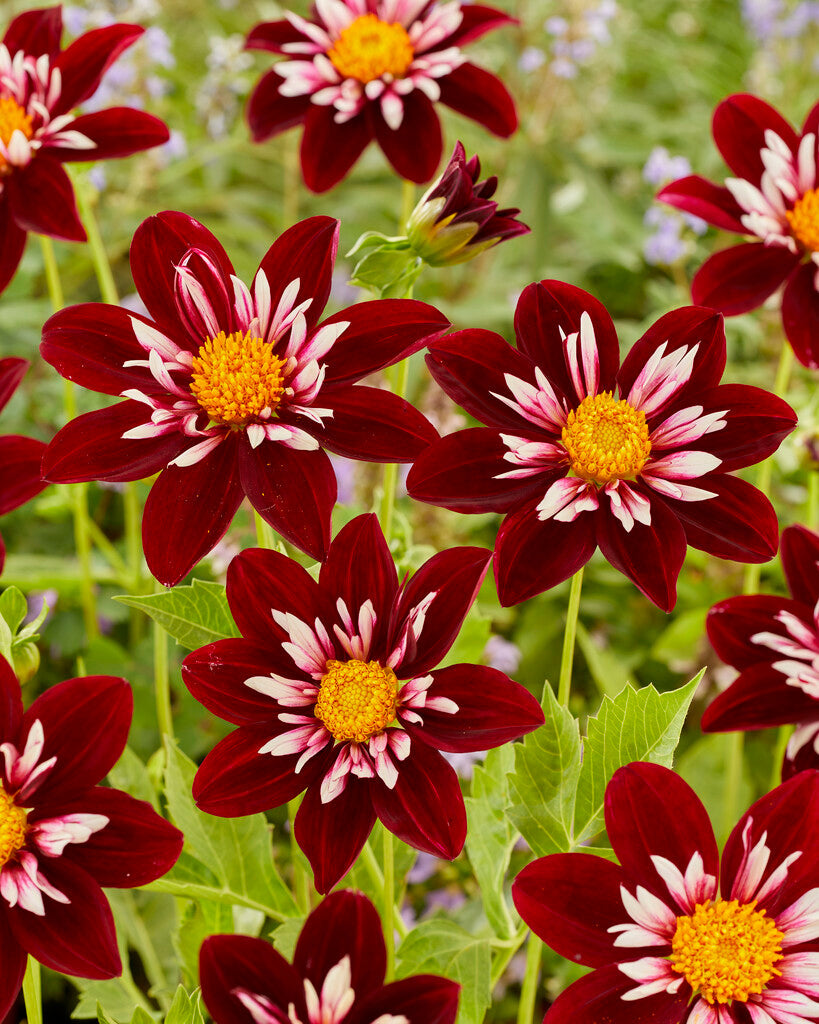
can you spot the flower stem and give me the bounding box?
[360,839,409,939]
[22,956,42,1024]
[808,468,819,532]
[516,931,542,1024]
[254,510,277,550]
[490,926,529,989]
[287,794,311,914]
[40,235,99,642]
[74,177,119,305]
[153,578,173,742]
[379,357,411,545]
[400,179,415,234]
[557,568,584,707]
[383,825,396,981]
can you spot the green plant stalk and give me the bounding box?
[22,956,42,1024]
[153,578,174,742]
[40,235,99,642]
[382,825,397,981]
[516,932,543,1024]
[254,510,278,550]
[287,794,311,915]
[360,840,409,939]
[379,358,411,543]
[769,723,793,792]
[809,468,819,531]
[490,926,529,989]
[557,568,584,707]
[400,179,415,234]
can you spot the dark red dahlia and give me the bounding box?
[40,213,448,586]
[0,5,169,293]
[0,656,182,1017]
[406,281,797,611]
[245,0,517,192]
[513,762,819,1024]
[182,513,544,893]
[0,358,48,574]
[658,93,819,366]
[200,890,459,1024]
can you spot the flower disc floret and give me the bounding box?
[671,898,783,1004]
[786,188,819,253]
[327,14,414,83]
[190,330,286,426]
[315,658,398,743]
[0,782,26,869]
[561,392,651,483]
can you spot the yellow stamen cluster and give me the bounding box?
[671,899,783,1005]
[327,14,414,83]
[315,658,399,743]
[786,188,819,252]
[0,782,27,869]
[561,391,651,483]
[190,331,286,426]
[0,96,33,174]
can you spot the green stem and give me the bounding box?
[254,510,277,550]
[808,469,819,532]
[22,957,42,1024]
[287,795,311,914]
[490,927,528,989]
[153,579,173,742]
[74,176,119,304]
[770,724,793,792]
[400,179,415,233]
[557,568,584,706]
[720,732,744,843]
[84,515,129,579]
[516,934,542,1024]
[360,840,409,939]
[379,358,411,545]
[383,826,396,981]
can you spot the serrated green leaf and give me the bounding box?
[464,745,517,938]
[573,671,703,844]
[270,914,307,960]
[108,747,160,812]
[114,579,239,650]
[396,919,491,1024]
[165,986,205,1024]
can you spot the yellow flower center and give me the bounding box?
[0,95,33,174]
[327,14,414,83]
[671,899,783,1005]
[0,782,27,869]
[561,391,651,484]
[315,658,399,743]
[189,330,286,427]
[786,188,819,252]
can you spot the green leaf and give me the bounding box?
[165,987,205,1024]
[271,914,307,960]
[506,684,582,858]
[573,671,703,844]
[108,746,160,812]
[151,741,298,920]
[464,745,518,938]
[349,243,422,298]
[95,1008,155,1024]
[439,603,492,669]
[0,586,27,633]
[114,579,239,650]
[396,919,491,1024]
[174,898,234,988]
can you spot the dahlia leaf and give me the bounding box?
[573,671,703,845]
[270,914,308,960]
[164,986,205,1024]
[174,898,233,992]
[115,579,240,650]
[396,918,491,1024]
[465,744,518,939]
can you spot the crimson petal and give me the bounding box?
[2,7,62,59]
[53,23,143,112]
[0,912,26,1022]
[237,437,335,563]
[0,358,26,412]
[691,383,796,472]
[656,174,746,233]
[691,243,798,315]
[409,664,543,752]
[142,436,244,587]
[200,934,305,1024]
[706,595,807,670]
[701,663,819,733]
[0,199,27,295]
[782,261,819,368]
[300,106,372,194]
[0,655,23,738]
[295,777,377,894]
[47,108,169,161]
[439,4,516,47]
[0,436,47,514]
[373,92,442,184]
[781,524,819,606]
[437,63,517,138]
[712,93,800,183]
[352,976,460,1024]
[246,20,306,53]
[7,158,85,241]
[542,964,689,1024]
[247,70,311,141]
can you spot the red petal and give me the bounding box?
[782,524,819,605]
[300,106,372,193]
[0,655,23,738]
[542,964,689,1024]
[53,23,143,112]
[803,99,819,138]
[142,436,244,587]
[370,741,466,859]
[0,436,47,515]
[512,853,629,966]
[247,69,311,141]
[0,358,26,412]
[514,281,620,398]
[294,891,386,998]
[713,93,799,184]
[41,401,188,484]
[656,174,746,233]
[782,261,819,368]
[354,976,460,1024]
[706,595,808,670]
[605,763,718,898]
[47,108,169,161]
[0,199,27,295]
[437,63,517,138]
[295,777,377,894]
[7,158,85,241]
[390,546,492,678]
[57,787,182,887]
[408,664,543,751]
[373,91,442,184]
[237,437,334,563]
[691,243,798,315]
[494,503,597,607]
[690,383,796,472]
[703,662,819,732]
[200,934,305,1024]
[246,20,306,53]
[0,912,26,1022]
[2,7,62,59]
[311,386,438,462]
[440,4,516,47]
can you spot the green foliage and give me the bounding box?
[0,584,48,681]
[115,580,239,650]
[95,987,204,1024]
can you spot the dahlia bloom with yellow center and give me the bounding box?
[514,763,819,1024]
[181,513,544,894]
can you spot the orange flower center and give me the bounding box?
[327,14,414,83]
[786,188,819,252]
[0,95,33,175]
[189,330,286,426]
[561,392,651,483]
[315,659,398,743]
[0,782,27,869]
[671,899,783,1004]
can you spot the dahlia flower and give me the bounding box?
[406,281,796,610]
[200,890,459,1024]
[0,656,182,1017]
[182,513,543,893]
[40,213,447,586]
[246,0,517,192]
[513,762,819,1024]
[659,94,819,367]
[0,5,169,293]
